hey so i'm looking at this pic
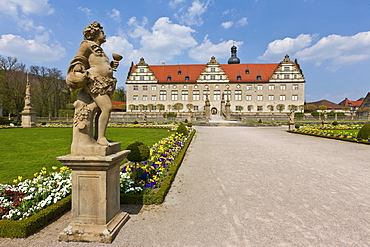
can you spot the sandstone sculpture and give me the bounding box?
[66,21,122,155]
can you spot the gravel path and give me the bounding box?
[1,126,370,246]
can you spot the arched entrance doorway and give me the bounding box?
[211,107,218,115]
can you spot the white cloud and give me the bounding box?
[295,31,370,68]
[188,36,243,63]
[127,17,150,39]
[139,17,197,63]
[0,34,66,63]
[103,36,136,65]
[169,0,186,8]
[259,34,315,61]
[78,7,92,18]
[221,21,233,29]
[176,0,210,26]
[237,17,248,26]
[0,0,53,18]
[107,8,121,23]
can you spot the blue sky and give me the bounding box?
[0,0,369,103]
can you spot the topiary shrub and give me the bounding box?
[258,119,262,124]
[295,123,300,129]
[133,120,138,124]
[126,142,150,185]
[176,123,188,136]
[332,121,339,126]
[357,123,370,140]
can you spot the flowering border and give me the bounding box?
[288,127,370,145]
[120,129,195,204]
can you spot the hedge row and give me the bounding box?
[0,195,71,238]
[288,130,370,145]
[120,129,196,204]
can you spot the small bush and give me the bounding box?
[295,123,300,129]
[0,117,11,125]
[332,121,339,126]
[126,142,150,163]
[133,120,138,124]
[187,123,192,127]
[357,123,370,140]
[258,119,262,123]
[176,123,188,136]
[184,119,188,123]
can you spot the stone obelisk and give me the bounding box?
[21,74,37,127]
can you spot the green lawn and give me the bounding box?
[0,127,171,184]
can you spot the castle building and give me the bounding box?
[125,46,305,114]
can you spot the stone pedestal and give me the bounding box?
[57,148,130,243]
[21,108,36,127]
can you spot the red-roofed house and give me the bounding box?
[306,99,343,111]
[338,98,363,111]
[126,46,305,113]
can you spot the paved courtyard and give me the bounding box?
[1,126,370,246]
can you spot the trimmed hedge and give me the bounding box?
[120,129,196,205]
[0,194,71,238]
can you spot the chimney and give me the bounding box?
[161,62,165,67]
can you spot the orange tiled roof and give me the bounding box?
[111,101,126,108]
[339,98,363,107]
[132,63,281,83]
[307,99,342,109]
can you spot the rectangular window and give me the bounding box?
[203,90,210,100]
[284,74,290,79]
[257,95,263,101]
[280,85,286,90]
[152,105,157,110]
[194,105,199,111]
[143,86,148,90]
[292,84,299,90]
[284,67,290,71]
[214,90,221,101]
[140,76,145,81]
[159,90,166,101]
[292,95,298,101]
[246,85,252,90]
[269,85,275,90]
[257,85,263,91]
[193,90,200,101]
[152,85,157,91]
[235,90,242,101]
[133,95,138,101]
[257,106,263,111]
[220,75,223,80]
[133,86,138,91]
[224,90,231,101]
[246,95,252,101]
[268,95,274,101]
[182,90,188,101]
[171,90,178,101]
[140,69,144,73]
[280,95,286,101]
[151,95,157,101]
[142,95,148,101]
[210,75,215,80]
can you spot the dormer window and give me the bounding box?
[167,75,172,81]
[185,75,189,81]
[237,74,242,80]
[211,68,215,72]
[256,74,262,80]
[178,70,182,75]
[245,69,250,74]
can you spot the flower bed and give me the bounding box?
[0,127,195,237]
[289,124,370,144]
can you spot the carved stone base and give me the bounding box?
[21,108,37,128]
[71,141,121,156]
[57,150,130,243]
[59,211,129,243]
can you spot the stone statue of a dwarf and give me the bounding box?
[66,21,122,155]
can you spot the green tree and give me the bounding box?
[147,103,154,112]
[267,105,274,112]
[111,87,126,102]
[173,103,184,112]
[305,104,317,112]
[128,104,135,112]
[342,106,350,112]
[157,104,165,112]
[186,103,193,110]
[247,105,253,112]
[276,104,285,112]
[318,105,327,111]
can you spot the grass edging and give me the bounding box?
[288,130,370,145]
[0,194,71,238]
[120,129,196,205]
